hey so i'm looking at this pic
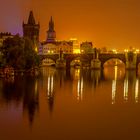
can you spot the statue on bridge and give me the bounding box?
[56,48,66,68]
[91,47,101,69]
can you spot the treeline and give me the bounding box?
[0,35,40,71]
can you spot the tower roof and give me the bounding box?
[48,16,55,32]
[28,11,36,25]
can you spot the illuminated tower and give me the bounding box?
[46,16,56,42]
[23,11,40,49]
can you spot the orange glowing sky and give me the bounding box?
[0,0,140,50]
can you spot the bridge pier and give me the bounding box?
[55,50,66,68]
[125,62,136,69]
[91,59,101,69]
[91,48,101,69]
[125,51,137,70]
[56,59,66,68]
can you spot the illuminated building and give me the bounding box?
[80,41,93,53]
[42,17,73,54]
[57,41,73,53]
[70,38,80,54]
[23,11,40,51]
[42,41,73,54]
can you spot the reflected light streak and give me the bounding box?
[135,79,139,103]
[51,76,54,93]
[77,77,83,101]
[115,66,117,80]
[75,69,80,79]
[35,80,38,95]
[124,78,128,102]
[111,66,117,104]
[47,75,54,98]
[112,80,116,104]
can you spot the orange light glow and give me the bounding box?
[73,49,80,54]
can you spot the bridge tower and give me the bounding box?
[23,11,40,51]
[46,16,56,43]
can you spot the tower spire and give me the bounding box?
[46,16,56,42]
[49,16,54,31]
[28,11,36,25]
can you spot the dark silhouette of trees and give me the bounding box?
[1,35,40,70]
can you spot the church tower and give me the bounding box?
[46,16,56,42]
[23,11,40,49]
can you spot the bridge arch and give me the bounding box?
[42,58,56,66]
[70,57,81,67]
[103,58,125,67]
[39,54,59,66]
[64,54,93,68]
[98,53,126,68]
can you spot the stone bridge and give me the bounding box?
[39,53,94,67]
[39,52,140,69]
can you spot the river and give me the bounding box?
[0,66,140,140]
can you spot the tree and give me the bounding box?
[1,35,40,70]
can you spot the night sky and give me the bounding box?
[0,0,140,50]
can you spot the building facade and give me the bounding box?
[42,41,73,54]
[80,41,93,53]
[70,38,80,54]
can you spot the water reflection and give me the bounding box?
[23,77,39,125]
[40,67,56,113]
[0,66,140,133]
[1,67,139,108]
[124,70,139,104]
[77,77,83,101]
[111,66,117,104]
[0,76,39,126]
[47,75,55,113]
[124,77,128,102]
[112,80,116,104]
[135,79,139,103]
[91,70,101,88]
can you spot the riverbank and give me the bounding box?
[0,67,41,78]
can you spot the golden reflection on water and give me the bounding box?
[104,65,140,104]
[1,66,140,140]
[112,80,116,104]
[104,66,125,80]
[42,66,140,104]
[124,78,128,102]
[135,79,139,103]
[77,77,83,101]
[111,66,117,104]
[47,76,54,97]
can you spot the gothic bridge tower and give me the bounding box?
[46,16,56,42]
[23,11,40,50]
